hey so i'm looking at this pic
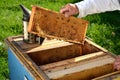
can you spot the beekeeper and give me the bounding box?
[60,0,120,70]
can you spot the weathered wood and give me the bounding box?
[92,71,120,80]
[27,44,82,65]
[13,37,73,53]
[40,51,106,71]
[12,37,113,66]
[28,6,88,44]
[82,40,100,55]
[44,55,115,80]
[51,64,114,80]
[5,36,117,80]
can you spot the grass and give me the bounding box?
[85,11,120,54]
[0,0,120,79]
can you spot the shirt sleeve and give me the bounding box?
[75,0,120,18]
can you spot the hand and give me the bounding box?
[60,3,79,17]
[114,55,120,70]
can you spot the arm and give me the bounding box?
[76,0,120,17]
[60,0,120,18]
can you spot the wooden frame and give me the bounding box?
[28,6,88,44]
[5,36,117,80]
[93,71,120,80]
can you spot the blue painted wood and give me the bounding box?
[8,48,35,80]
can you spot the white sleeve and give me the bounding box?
[75,0,120,18]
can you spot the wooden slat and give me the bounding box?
[27,44,82,65]
[44,55,115,79]
[92,71,120,80]
[52,64,114,80]
[39,51,106,72]
[13,37,74,53]
[28,6,88,44]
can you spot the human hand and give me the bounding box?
[114,55,120,70]
[60,3,79,17]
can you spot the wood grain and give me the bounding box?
[39,51,106,71]
[45,55,115,80]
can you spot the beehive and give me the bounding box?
[5,36,118,80]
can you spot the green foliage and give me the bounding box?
[85,11,120,54]
[0,44,9,79]
[0,57,9,79]
[87,23,114,50]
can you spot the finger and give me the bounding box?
[64,6,73,17]
[115,58,120,63]
[60,8,69,14]
[114,61,120,70]
[114,62,120,66]
[64,11,72,17]
[116,66,120,70]
[60,3,71,13]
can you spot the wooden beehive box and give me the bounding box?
[5,36,118,80]
[28,6,88,44]
[93,71,120,80]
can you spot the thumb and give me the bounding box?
[64,11,72,17]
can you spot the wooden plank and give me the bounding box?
[13,37,74,53]
[28,6,88,44]
[52,64,114,80]
[40,51,106,71]
[92,71,120,80]
[44,55,115,79]
[27,44,82,65]
[85,38,117,57]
